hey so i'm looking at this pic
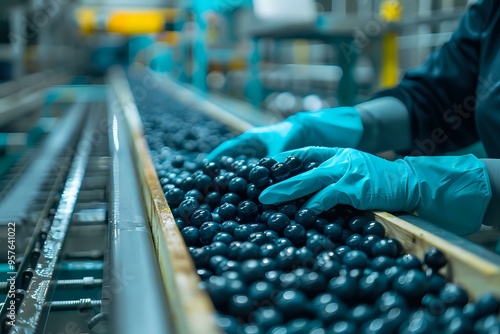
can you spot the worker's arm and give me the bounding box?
[260,147,493,235]
[482,159,500,227]
[369,0,496,155]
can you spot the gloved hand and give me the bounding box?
[259,147,492,235]
[206,107,363,160]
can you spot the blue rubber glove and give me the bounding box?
[259,147,492,235]
[206,107,363,160]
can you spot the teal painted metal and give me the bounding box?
[247,37,263,106]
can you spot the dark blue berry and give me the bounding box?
[237,241,261,261]
[294,209,317,229]
[220,192,241,206]
[181,226,199,246]
[237,200,259,222]
[270,162,291,182]
[424,247,448,270]
[178,198,199,218]
[228,177,248,195]
[202,162,220,178]
[284,156,303,175]
[267,213,290,233]
[218,203,237,221]
[190,209,212,227]
[165,188,184,207]
[284,224,307,247]
[362,221,385,237]
[258,157,277,170]
[260,243,280,258]
[249,166,271,187]
[343,250,369,269]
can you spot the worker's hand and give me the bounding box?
[259,147,492,235]
[206,107,363,160]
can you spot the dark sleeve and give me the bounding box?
[372,0,494,156]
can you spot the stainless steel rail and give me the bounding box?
[105,82,173,334]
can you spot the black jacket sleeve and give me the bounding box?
[372,0,495,155]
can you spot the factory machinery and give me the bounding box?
[0,64,499,334]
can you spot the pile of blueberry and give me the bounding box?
[134,87,500,334]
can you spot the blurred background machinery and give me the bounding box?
[1,0,498,333]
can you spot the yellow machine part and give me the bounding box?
[76,8,177,35]
[380,0,402,88]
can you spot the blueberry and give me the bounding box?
[276,246,298,271]
[334,245,352,259]
[348,304,377,324]
[396,254,422,270]
[171,155,185,168]
[439,283,469,308]
[359,235,381,257]
[341,229,353,243]
[209,255,228,270]
[194,174,215,193]
[421,293,446,316]
[294,247,315,268]
[227,241,243,260]
[218,156,235,169]
[239,259,267,283]
[252,307,284,330]
[294,209,317,230]
[372,239,401,258]
[205,191,221,208]
[264,270,283,287]
[358,271,389,301]
[221,220,239,234]
[306,234,336,255]
[284,156,303,175]
[228,294,255,317]
[371,256,395,271]
[247,184,264,201]
[284,224,307,247]
[304,161,320,171]
[375,291,408,312]
[248,232,271,246]
[328,275,357,301]
[315,299,347,325]
[343,250,369,269]
[237,242,261,261]
[267,213,291,234]
[178,198,199,218]
[197,268,213,280]
[258,157,277,170]
[190,209,212,227]
[260,210,278,224]
[213,232,235,245]
[362,221,385,237]
[475,293,500,318]
[443,315,474,334]
[234,225,253,241]
[298,272,327,297]
[260,244,280,258]
[165,188,184,207]
[348,216,369,233]
[237,200,259,222]
[315,218,329,232]
[318,260,341,279]
[228,177,248,196]
[329,321,357,334]
[393,269,429,302]
[199,222,221,245]
[220,193,241,206]
[218,203,237,221]
[216,314,239,334]
[270,162,291,182]
[185,189,204,203]
[384,265,404,282]
[175,217,188,230]
[274,290,310,319]
[206,276,242,308]
[249,166,271,187]
[263,230,279,242]
[202,162,221,179]
[214,175,231,191]
[249,223,267,233]
[275,238,294,251]
[216,260,241,276]
[181,226,199,246]
[345,234,363,250]
[249,281,275,303]
[424,247,448,270]
[324,223,343,243]
[278,203,298,220]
